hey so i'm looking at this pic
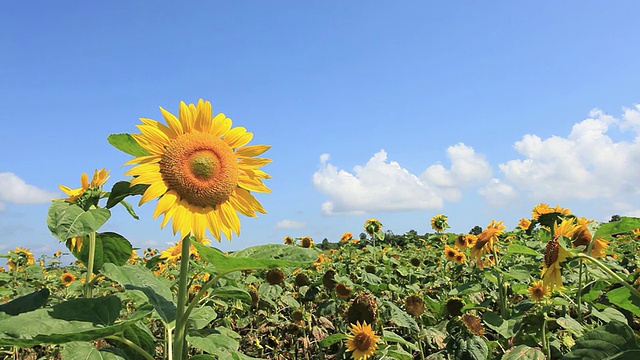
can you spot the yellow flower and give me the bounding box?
[7,247,35,270]
[430,214,449,232]
[528,280,549,301]
[444,245,458,262]
[553,218,580,238]
[531,203,571,220]
[633,228,640,239]
[345,321,380,360]
[283,236,294,245]
[364,218,382,236]
[454,251,466,264]
[160,238,210,262]
[455,234,477,251]
[59,168,110,203]
[571,217,608,258]
[541,237,572,290]
[470,220,505,267]
[300,236,314,248]
[124,99,271,242]
[60,272,76,286]
[341,232,353,243]
[518,218,531,230]
[589,237,609,258]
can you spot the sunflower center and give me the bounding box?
[159,132,239,208]
[353,333,373,351]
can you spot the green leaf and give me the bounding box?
[0,288,49,315]
[108,133,149,157]
[383,329,420,351]
[62,342,127,360]
[482,311,516,339]
[47,202,111,242]
[606,287,640,317]
[193,242,317,274]
[449,282,482,296]
[384,301,419,332]
[593,217,640,240]
[102,264,176,323]
[446,335,488,360]
[116,322,156,360]
[210,286,252,303]
[106,180,149,210]
[71,232,133,274]
[187,329,240,357]
[318,333,346,347]
[189,307,217,329]
[0,296,153,347]
[563,321,638,360]
[506,244,540,257]
[605,350,640,360]
[557,315,585,337]
[591,307,628,324]
[502,345,545,360]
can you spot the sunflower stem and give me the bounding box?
[173,234,192,360]
[541,314,550,359]
[84,231,96,298]
[577,260,584,323]
[105,334,155,360]
[492,246,508,319]
[575,253,640,300]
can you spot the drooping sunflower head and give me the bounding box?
[345,321,380,360]
[345,292,377,325]
[294,273,310,287]
[323,269,337,291]
[335,283,352,299]
[430,214,449,232]
[363,218,382,236]
[265,268,286,286]
[461,314,484,336]
[124,99,271,242]
[445,297,465,317]
[283,236,294,245]
[341,232,353,243]
[410,257,421,267]
[405,295,425,317]
[300,236,314,248]
[6,247,35,271]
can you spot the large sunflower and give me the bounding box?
[345,321,380,360]
[124,100,271,242]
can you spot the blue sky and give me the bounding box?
[2,2,640,258]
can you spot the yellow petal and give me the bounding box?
[194,99,213,133]
[211,113,231,137]
[160,106,183,135]
[239,157,272,168]
[153,191,178,219]
[179,101,194,133]
[223,127,253,149]
[80,173,89,189]
[132,134,165,155]
[228,191,256,217]
[139,117,178,139]
[238,174,271,193]
[220,202,241,236]
[125,162,161,177]
[139,180,168,205]
[235,188,267,214]
[123,155,160,166]
[137,123,170,147]
[235,145,271,158]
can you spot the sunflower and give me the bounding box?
[462,314,484,336]
[283,236,294,245]
[335,283,352,298]
[531,203,571,220]
[528,280,549,301]
[7,247,35,271]
[445,297,465,317]
[430,214,449,232]
[341,232,353,243]
[59,168,110,204]
[294,273,310,287]
[553,218,580,238]
[265,268,285,286]
[470,220,505,267]
[124,99,271,242]
[60,272,76,286]
[345,293,377,325]
[405,295,425,317]
[571,217,609,258]
[541,237,572,290]
[454,251,466,264]
[364,218,382,236]
[160,238,210,262]
[518,218,531,230]
[345,321,380,360]
[455,235,468,250]
[444,245,458,262]
[300,236,314,248]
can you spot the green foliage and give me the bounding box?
[47,202,111,242]
[563,321,638,359]
[0,288,49,316]
[107,133,149,157]
[71,232,133,274]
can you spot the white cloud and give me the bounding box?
[0,173,59,206]
[275,219,306,229]
[498,104,640,201]
[313,144,491,215]
[478,178,519,207]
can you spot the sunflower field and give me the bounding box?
[2,100,640,360]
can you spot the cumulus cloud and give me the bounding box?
[275,219,306,229]
[478,179,519,207]
[0,173,58,207]
[313,144,491,215]
[497,104,640,201]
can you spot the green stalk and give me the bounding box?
[84,231,96,298]
[542,315,550,359]
[492,246,508,319]
[577,261,584,323]
[575,253,640,300]
[173,235,192,360]
[106,335,155,360]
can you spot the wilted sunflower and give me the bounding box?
[60,272,76,286]
[470,220,505,268]
[528,280,549,301]
[410,257,421,267]
[124,99,271,242]
[445,297,465,317]
[300,236,314,248]
[405,295,425,317]
[346,293,377,325]
[335,283,352,298]
[283,236,294,245]
[265,268,286,286]
[462,314,484,336]
[572,217,608,258]
[341,232,353,243]
[294,273,310,287]
[323,269,336,291]
[430,214,449,232]
[541,236,572,290]
[364,218,382,236]
[364,265,376,274]
[345,321,380,360]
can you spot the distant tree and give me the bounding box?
[610,215,622,222]
[359,232,368,241]
[469,226,483,235]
